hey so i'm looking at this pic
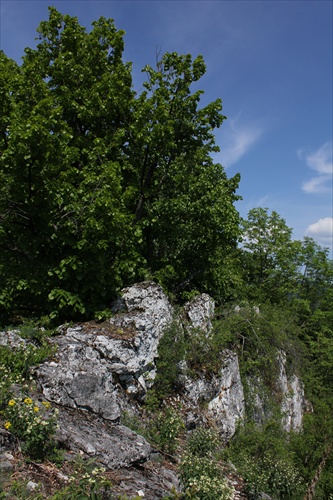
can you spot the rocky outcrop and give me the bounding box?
[182,293,215,334]
[278,351,307,432]
[56,407,151,469]
[0,330,28,348]
[207,351,245,439]
[0,281,310,497]
[36,281,173,417]
[178,352,245,439]
[246,376,273,426]
[178,295,245,439]
[246,351,308,431]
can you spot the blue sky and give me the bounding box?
[1,0,332,255]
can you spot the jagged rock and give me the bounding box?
[0,330,28,348]
[36,324,133,421]
[246,351,308,431]
[178,296,245,438]
[110,463,181,499]
[56,407,151,469]
[278,351,307,432]
[179,351,245,439]
[0,429,16,452]
[109,281,174,393]
[36,282,173,416]
[245,376,273,425]
[182,293,215,333]
[207,351,245,439]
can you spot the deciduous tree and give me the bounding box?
[0,8,241,321]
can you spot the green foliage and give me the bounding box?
[224,421,305,499]
[0,327,55,382]
[148,321,186,401]
[0,343,52,382]
[178,426,232,499]
[241,208,299,303]
[49,456,112,500]
[180,453,233,499]
[289,405,333,499]
[0,475,44,499]
[122,405,185,456]
[186,427,221,458]
[240,208,333,308]
[147,407,185,455]
[2,396,58,460]
[0,363,28,407]
[0,6,332,498]
[239,454,304,500]
[0,8,241,323]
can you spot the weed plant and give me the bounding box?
[49,456,112,500]
[2,396,58,460]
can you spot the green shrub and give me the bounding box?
[180,453,233,499]
[49,456,112,500]
[151,321,187,401]
[186,427,220,457]
[239,454,304,500]
[148,407,184,455]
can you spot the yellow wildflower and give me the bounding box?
[24,397,33,405]
[8,399,15,407]
[42,401,51,409]
[33,406,39,412]
[4,421,11,429]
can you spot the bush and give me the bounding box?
[49,456,112,500]
[180,453,233,500]
[147,407,185,455]
[147,321,186,402]
[240,454,304,500]
[186,427,220,457]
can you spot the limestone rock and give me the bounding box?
[177,296,245,438]
[179,351,245,439]
[246,351,308,432]
[108,281,174,393]
[207,351,245,439]
[36,282,174,416]
[110,463,181,499]
[246,376,273,425]
[56,407,151,469]
[182,293,215,333]
[0,429,16,453]
[0,330,28,348]
[278,351,307,432]
[36,327,124,420]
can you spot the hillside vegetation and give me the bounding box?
[0,8,332,499]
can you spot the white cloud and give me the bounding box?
[299,141,333,194]
[306,142,333,175]
[306,217,333,246]
[302,175,332,194]
[218,115,262,168]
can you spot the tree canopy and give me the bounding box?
[0,7,241,321]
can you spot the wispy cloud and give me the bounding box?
[299,141,333,194]
[306,217,333,247]
[218,115,263,168]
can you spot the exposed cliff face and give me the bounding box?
[36,282,173,419]
[244,350,310,432]
[0,282,309,498]
[207,352,245,439]
[277,351,308,432]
